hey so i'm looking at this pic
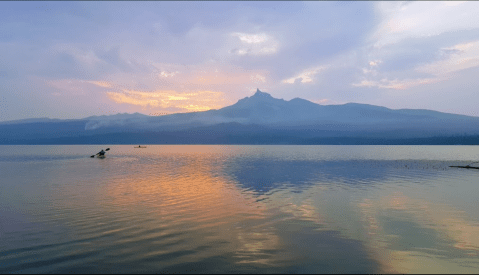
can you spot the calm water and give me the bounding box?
[1,145,479,273]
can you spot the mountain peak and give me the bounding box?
[252,89,272,98]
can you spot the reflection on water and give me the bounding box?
[0,145,478,273]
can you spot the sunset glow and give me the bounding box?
[106,90,228,112]
[2,1,479,120]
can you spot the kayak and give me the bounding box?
[135,146,147,148]
[90,148,110,158]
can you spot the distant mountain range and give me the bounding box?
[2,89,479,144]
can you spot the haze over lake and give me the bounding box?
[1,145,479,273]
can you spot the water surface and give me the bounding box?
[1,145,478,273]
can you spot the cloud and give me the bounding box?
[52,43,102,66]
[160,71,178,78]
[443,1,467,7]
[86,81,113,88]
[233,33,268,44]
[372,1,479,48]
[358,190,479,273]
[416,41,479,76]
[46,79,88,95]
[230,32,279,56]
[3,1,479,121]
[354,40,479,91]
[106,90,227,112]
[250,74,266,83]
[311,99,330,104]
[350,52,443,90]
[40,61,269,116]
[282,66,327,84]
[352,77,441,90]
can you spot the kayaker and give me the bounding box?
[90,148,109,158]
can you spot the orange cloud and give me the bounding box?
[106,89,228,112]
[311,99,330,104]
[48,63,269,115]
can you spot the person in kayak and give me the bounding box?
[90,148,109,158]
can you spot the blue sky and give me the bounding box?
[1,1,479,121]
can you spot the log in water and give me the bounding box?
[449,165,479,169]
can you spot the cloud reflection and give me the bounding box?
[357,191,479,273]
[102,150,286,266]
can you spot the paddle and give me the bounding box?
[90,148,110,158]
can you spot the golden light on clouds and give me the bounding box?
[168,95,189,100]
[106,89,227,112]
[106,91,165,108]
[311,99,330,104]
[177,104,215,112]
[47,64,268,115]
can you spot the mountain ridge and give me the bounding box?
[1,89,477,124]
[1,89,479,144]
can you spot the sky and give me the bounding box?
[1,1,479,121]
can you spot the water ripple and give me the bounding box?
[1,145,479,273]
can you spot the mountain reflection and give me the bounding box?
[92,149,381,273]
[223,158,448,194]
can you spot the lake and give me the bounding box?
[1,145,478,273]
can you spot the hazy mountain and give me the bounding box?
[0,117,63,125]
[2,89,479,144]
[212,89,477,126]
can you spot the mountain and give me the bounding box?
[0,117,63,125]
[2,89,479,144]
